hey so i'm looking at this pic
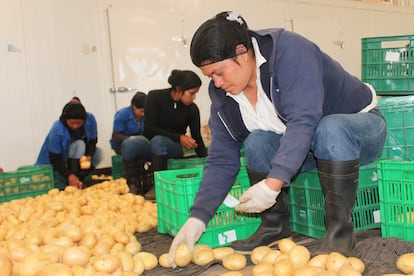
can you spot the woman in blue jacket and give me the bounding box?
[36,97,102,189]
[168,11,387,265]
[110,91,151,195]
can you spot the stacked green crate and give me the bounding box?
[377,96,414,161]
[0,165,54,202]
[362,35,414,96]
[377,160,414,242]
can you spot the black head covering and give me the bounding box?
[60,97,87,123]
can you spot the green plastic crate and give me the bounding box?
[0,165,54,202]
[111,155,124,180]
[361,34,414,95]
[377,160,414,242]
[377,96,414,160]
[155,167,261,248]
[287,162,380,239]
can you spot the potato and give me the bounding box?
[220,272,243,276]
[92,253,121,273]
[159,253,172,268]
[174,244,192,267]
[316,271,338,276]
[252,262,274,275]
[308,254,328,269]
[325,252,349,272]
[273,258,294,276]
[79,232,98,249]
[62,246,91,266]
[278,238,296,253]
[39,263,73,276]
[124,241,142,255]
[0,253,12,276]
[396,253,414,274]
[288,245,310,269]
[92,242,111,256]
[132,255,145,274]
[80,156,89,163]
[213,247,235,260]
[293,265,324,276]
[222,253,247,271]
[113,231,130,245]
[338,263,362,276]
[9,247,33,263]
[251,246,272,264]
[261,249,282,264]
[135,251,158,270]
[39,244,63,263]
[71,265,86,276]
[80,156,91,170]
[275,253,289,263]
[17,252,54,276]
[348,256,365,273]
[193,249,215,266]
[193,244,212,254]
[122,272,141,276]
[116,251,134,272]
[61,223,83,242]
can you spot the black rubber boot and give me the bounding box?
[141,162,154,194]
[315,159,359,256]
[151,155,168,171]
[122,159,144,195]
[230,170,291,252]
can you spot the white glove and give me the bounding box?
[168,217,206,268]
[235,179,281,213]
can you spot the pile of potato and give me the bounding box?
[246,238,366,276]
[0,179,158,275]
[155,238,366,276]
[2,176,414,276]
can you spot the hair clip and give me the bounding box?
[226,11,243,25]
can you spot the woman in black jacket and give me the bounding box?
[143,69,207,171]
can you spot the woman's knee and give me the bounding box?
[312,117,357,160]
[68,140,86,158]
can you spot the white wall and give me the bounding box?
[0,0,413,171]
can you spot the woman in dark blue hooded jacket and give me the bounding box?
[167,11,387,266]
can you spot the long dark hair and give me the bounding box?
[190,11,253,67]
[168,69,201,91]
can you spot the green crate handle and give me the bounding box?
[176,173,200,179]
[362,35,414,49]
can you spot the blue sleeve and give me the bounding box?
[190,104,243,225]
